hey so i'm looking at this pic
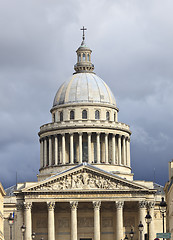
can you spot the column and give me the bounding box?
[101,136,105,163]
[112,134,116,165]
[49,137,52,166]
[70,201,78,240]
[118,135,122,165]
[62,133,66,164]
[47,202,55,240]
[126,138,131,167]
[40,139,44,168]
[79,133,83,163]
[96,133,100,163]
[115,201,124,240]
[24,202,32,240]
[138,201,147,240]
[105,133,108,164]
[16,203,24,240]
[88,133,92,163]
[54,135,58,165]
[44,138,47,167]
[70,133,74,164]
[93,201,101,240]
[148,202,155,240]
[122,136,126,165]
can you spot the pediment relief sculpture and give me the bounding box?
[31,169,141,192]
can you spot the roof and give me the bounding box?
[53,73,116,107]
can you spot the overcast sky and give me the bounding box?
[0,0,173,189]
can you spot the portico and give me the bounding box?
[18,199,156,240]
[15,163,156,240]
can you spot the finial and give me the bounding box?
[80,26,87,41]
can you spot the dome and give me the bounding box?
[53,72,116,107]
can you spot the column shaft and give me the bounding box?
[138,201,147,240]
[105,134,108,164]
[79,133,82,163]
[24,202,32,240]
[16,204,24,240]
[54,135,58,165]
[70,202,78,240]
[127,138,131,167]
[88,133,92,163]
[70,133,74,164]
[62,134,66,164]
[44,138,47,167]
[115,201,124,240]
[47,202,55,240]
[40,139,44,168]
[149,202,155,240]
[49,137,52,166]
[96,133,100,163]
[93,201,101,240]
[112,134,116,165]
[118,135,122,165]
[122,136,126,165]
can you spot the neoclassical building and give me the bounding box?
[4,32,165,240]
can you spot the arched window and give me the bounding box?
[95,110,100,120]
[60,111,63,121]
[70,110,75,120]
[78,53,81,62]
[87,54,90,61]
[82,110,87,119]
[106,111,110,121]
[83,53,86,61]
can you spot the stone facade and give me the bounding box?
[3,33,165,240]
[165,160,173,240]
[0,183,5,240]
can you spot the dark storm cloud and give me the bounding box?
[0,0,172,188]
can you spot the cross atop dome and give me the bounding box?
[80,26,87,41]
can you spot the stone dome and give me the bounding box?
[53,72,116,107]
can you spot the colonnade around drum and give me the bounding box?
[40,132,131,169]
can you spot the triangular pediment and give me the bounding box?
[21,163,152,193]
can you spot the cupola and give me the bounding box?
[74,26,94,73]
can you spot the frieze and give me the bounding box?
[33,169,136,192]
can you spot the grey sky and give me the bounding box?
[0,0,173,188]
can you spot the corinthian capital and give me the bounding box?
[23,202,32,210]
[115,201,124,209]
[147,201,155,209]
[138,201,147,209]
[47,202,55,210]
[93,201,101,209]
[70,201,78,210]
[16,203,23,211]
